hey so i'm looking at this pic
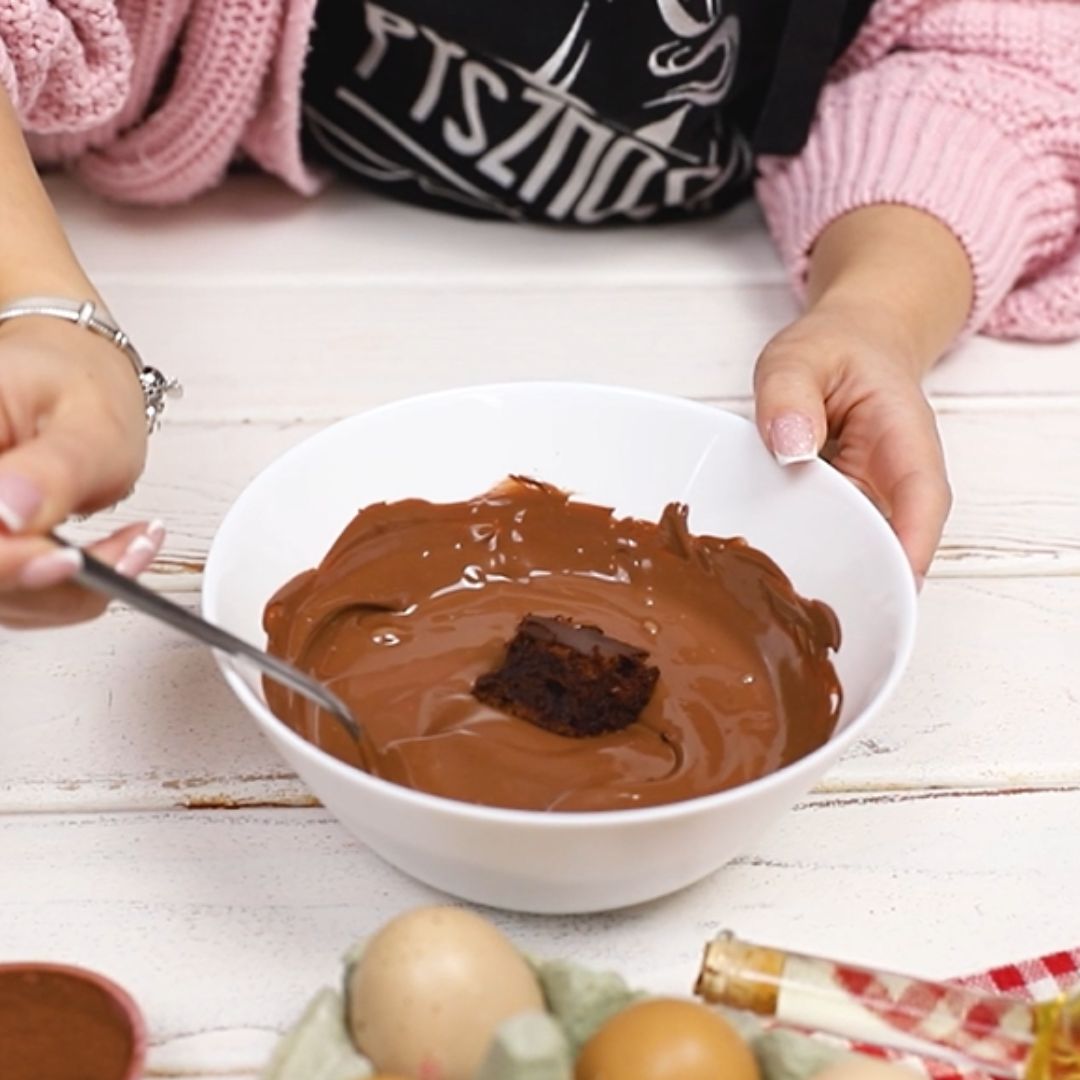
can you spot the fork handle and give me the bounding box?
[51,533,360,740]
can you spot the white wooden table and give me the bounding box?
[2,176,1078,1079]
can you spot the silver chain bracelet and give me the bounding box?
[0,297,182,432]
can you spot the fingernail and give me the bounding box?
[116,520,166,577]
[769,412,818,466]
[19,547,83,589]
[0,474,43,532]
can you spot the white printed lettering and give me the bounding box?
[476,86,563,188]
[574,138,666,223]
[443,61,508,157]
[328,1,750,223]
[663,137,746,208]
[545,111,614,219]
[356,4,417,80]
[520,105,609,206]
[411,27,467,122]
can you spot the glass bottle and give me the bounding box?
[694,932,1080,1080]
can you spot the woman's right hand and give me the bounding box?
[0,314,163,628]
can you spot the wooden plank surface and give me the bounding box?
[52,176,1080,408]
[2,791,1077,1078]
[0,174,1076,1079]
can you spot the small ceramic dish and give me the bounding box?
[0,961,147,1080]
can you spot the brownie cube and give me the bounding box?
[473,614,659,737]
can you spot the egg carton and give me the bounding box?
[262,946,859,1080]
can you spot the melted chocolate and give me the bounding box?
[263,479,841,811]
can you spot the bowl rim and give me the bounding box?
[204,380,918,826]
[0,961,148,1080]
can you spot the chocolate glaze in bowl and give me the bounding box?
[263,479,841,811]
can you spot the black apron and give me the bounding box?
[301,0,876,223]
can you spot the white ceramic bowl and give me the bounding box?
[203,382,916,914]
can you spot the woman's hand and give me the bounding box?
[0,80,166,628]
[754,301,950,584]
[0,316,161,628]
[754,205,974,584]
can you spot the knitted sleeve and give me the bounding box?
[0,2,132,135]
[755,0,1080,342]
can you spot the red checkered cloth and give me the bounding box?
[842,950,1080,1079]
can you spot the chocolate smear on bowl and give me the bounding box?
[263,479,841,812]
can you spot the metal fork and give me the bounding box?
[52,534,362,745]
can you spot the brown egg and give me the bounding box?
[347,906,544,1080]
[576,998,760,1080]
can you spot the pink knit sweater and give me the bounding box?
[2,0,1078,341]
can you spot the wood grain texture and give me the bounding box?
[48,176,1080,413]
[1,792,1076,1076]
[85,283,1080,421]
[0,175,1074,1079]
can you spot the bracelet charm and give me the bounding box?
[139,365,183,433]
